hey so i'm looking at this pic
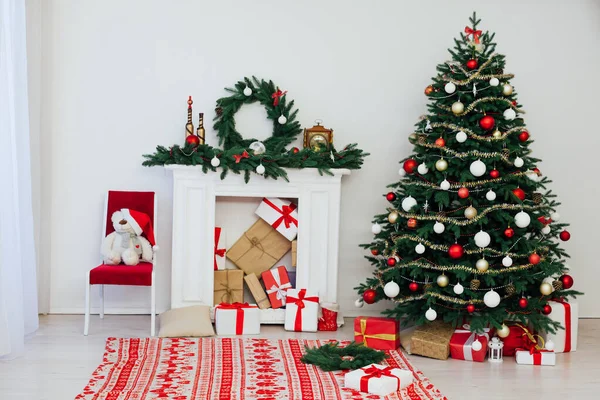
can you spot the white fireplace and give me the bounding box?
[165,165,350,323]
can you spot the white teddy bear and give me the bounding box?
[101,208,157,265]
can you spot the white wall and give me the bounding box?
[35,0,600,317]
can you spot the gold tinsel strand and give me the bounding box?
[427,122,527,142]
[438,96,524,116]
[443,54,515,85]
[400,171,533,189]
[470,279,481,290]
[380,259,541,275]
[425,291,515,305]
[416,142,512,164]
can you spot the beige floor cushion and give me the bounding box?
[158,305,215,337]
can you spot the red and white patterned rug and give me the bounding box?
[76,337,446,400]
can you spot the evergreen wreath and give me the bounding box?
[213,77,302,151]
[300,341,387,372]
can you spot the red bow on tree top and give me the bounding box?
[233,150,250,163]
[272,88,287,106]
[464,26,482,44]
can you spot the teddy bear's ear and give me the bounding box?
[111,211,123,223]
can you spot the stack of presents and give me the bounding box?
[213,197,338,335]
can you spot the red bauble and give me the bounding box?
[512,188,526,201]
[490,169,500,179]
[466,59,478,70]
[387,257,397,266]
[504,227,515,238]
[529,253,541,265]
[518,297,529,309]
[457,187,470,199]
[435,137,446,147]
[533,167,541,175]
[185,135,200,146]
[519,131,530,142]
[370,249,379,256]
[386,192,397,202]
[291,147,300,154]
[542,304,553,315]
[403,159,418,174]
[448,243,464,259]
[560,274,574,289]
[407,218,418,229]
[559,230,571,241]
[479,115,495,130]
[408,282,419,292]
[362,289,377,304]
[466,304,476,313]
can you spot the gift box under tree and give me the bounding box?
[539,298,578,353]
[500,323,530,356]
[515,348,556,366]
[284,288,319,332]
[354,316,400,350]
[449,324,491,362]
[214,227,226,270]
[255,197,298,241]
[262,266,292,309]
[410,321,454,360]
[213,269,244,305]
[214,302,260,335]
[344,364,413,396]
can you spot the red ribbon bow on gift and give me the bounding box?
[262,198,298,230]
[359,366,399,393]
[214,228,226,271]
[286,289,319,331]
[271,88,287,106]
[464,26,482,44]
[233,150,250,164]
[216,302,256,335]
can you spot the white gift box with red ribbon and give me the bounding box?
[261,266,292,309]
[214,227,226,271]
[344,363,413,395]
[255,197,298,241]
[284,288,319,332]
[515,349,556,366]
[539,298,578,353]
[214,303,260,335]
[449,324,491,362]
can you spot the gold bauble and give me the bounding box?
[476,258,489,272]
[502,83,513,96]
[388,211,399,224]
[492,129,502,139]
[540,282,553,296]
[470,279,481,290]
[437,274,449,288]
[464,206,478,220]
[497,324,511,338]
[424,85,434,95]
[451,101,465,115]
[408,133,418,144]
[435,158,448,171]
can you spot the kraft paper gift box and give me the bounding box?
[214,303,260,335]
[354,317,400,350]
[213,269,244,305]
[410,321,454,360]
[515,349,556,366]
[255,197,299,241]
[262,266,292,309]
[244,273,271,309]
[291,240,297,267]
[449,324,491,362]
[214,227,226,270]
[284,288,319,332]
[226,218,291,276]
[344,364,413,396]
[539,298,578,353]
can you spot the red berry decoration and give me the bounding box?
[185,135,200,146]
[387,257,397,266]
[408,282,419,292]
[370,249,379,256]
[362,289,377,304]
[479,115,495,130]
[386,192,397,202]
[529,253,541,265]
[435,137,446,147]
[403,159,418,174]
[466,59,478,70]
[466,304,476,313]
[490,169,500,179]
[518,297,529,309]
[448,243,464,259]
[542,304,553,315]
[518,131,530,142]
[512,188,526,201]
[560,274,574,289]
[504,227,515,238]
[457,187,470,199]
[291,147,300,154]
[559,230,571,241]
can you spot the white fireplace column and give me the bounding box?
[165,165,350,323]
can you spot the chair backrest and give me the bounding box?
[103,191,156,238]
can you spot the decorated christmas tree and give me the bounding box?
[356,13,580,335]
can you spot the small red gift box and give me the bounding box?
[449,324,491,362]
[502,323,529,356]
[261,266,292,309]
[354,317,400,350]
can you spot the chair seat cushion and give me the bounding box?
[90,263,153,286]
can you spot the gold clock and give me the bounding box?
[303,121,333,152]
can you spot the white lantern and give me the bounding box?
[488,337,504,363]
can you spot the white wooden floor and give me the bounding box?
[0,315,598,399]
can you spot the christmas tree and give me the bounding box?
[356,13,580,335]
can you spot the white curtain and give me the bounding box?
[0,0,39,359]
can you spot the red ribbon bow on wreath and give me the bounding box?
[464,26,482,44]
[359,366,399,392]
[233,150,250,163]
[271,88,287,106]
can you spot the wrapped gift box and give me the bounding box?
[214,227,226,270]
[501,323,530,356]
[515,349,556,366]
[539,299,578,353]
[244,273,271,309]
[284,288,319,332]
[214,303,260,335]
[262,266,292,308]
[354,317,400,350]
[255,197,298,241]
[291,240,297,267]
[410,321,454,360]
[213,269,244,305]
[449,324,491,362]
[344,364,413,396]
[226,219,291,276]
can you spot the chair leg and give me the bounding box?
[99,285,104,319]
[84,273,91,336]
[150,271,156,337]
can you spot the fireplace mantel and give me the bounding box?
[165,165,350,323]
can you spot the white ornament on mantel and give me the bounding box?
[278,115,287,124]
[164,165,350,325]
[211,156,221,167]
[243,87,253,96]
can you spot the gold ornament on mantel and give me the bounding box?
[196,112,206,145]
[185,96,194,138]
[303,120,333,152]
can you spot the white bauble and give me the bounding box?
[502,256,513,267]
[278,115,287,124]
[415,243,426,254]
[503,108,517,120]
[433,221,445,234]
[486,190,497,201]
[472,339,483,352]
[540,282,553,296]
[474,230,491,248]
[243,87,253,96]
[256,164,265,175]
[435,158,448,171]
[541,225,551,235]
[371,223,382,234]
[417,163,429,174]
[515,211,531,228]
[489,77,500,87]
[483,290,501,308]
[513,157,524,168]
[398,168,407,177]
[469,159,486,177]
[456,130,468,143]
[444,82,456,94]
[384,281,400,298]
[440,179,451,190]
[402,196,417,212]
[355,298,364,308]
[545,340,556,351]
[425,307,437,321]
[249,141,266,155]
[551,212,561,221]
[211,156,221,167]
[451,101,464,115]
[453,282,464,295]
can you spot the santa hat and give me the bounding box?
[121,208,156,247]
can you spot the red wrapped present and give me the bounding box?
[214,227,226,270]
[354,317,400,350]
[450,324,491,362]
[501,323,530,356]
[262,266,292,309]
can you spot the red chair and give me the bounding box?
[84,191,157,336]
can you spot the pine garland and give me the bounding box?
[300,341,387,372]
